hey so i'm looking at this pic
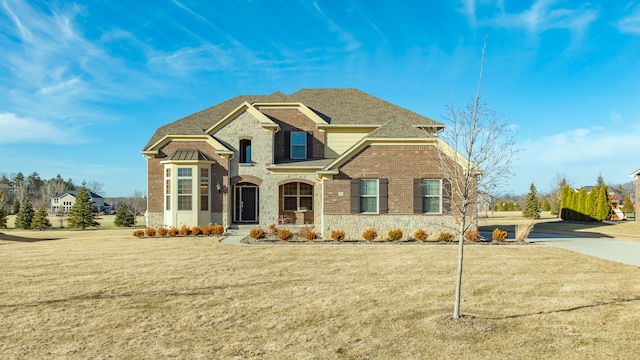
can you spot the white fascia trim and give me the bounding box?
[206,101,276,134]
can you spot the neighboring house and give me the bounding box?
[51,190,111,215]
[142,88,476,239]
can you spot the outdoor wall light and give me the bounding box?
[216,182,221,193]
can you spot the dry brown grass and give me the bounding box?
[0,228,639,359]
[480,211,640,242]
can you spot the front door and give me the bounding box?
[234,184,258,223]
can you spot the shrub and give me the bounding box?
[465,229,480,242]
[168,227,178,237]
[388,228,403,242]
[268,223,278,237]
[133,229,144,238]
[179,225,190,236]
[212,224,224,235]
[157,227,168,236]
[305,228,317,241]
[144,227,156,237]
[413,229,428,242]
[201,224,213,236]
[191,226,201,236]
[250,228,265,239]
[331,230,345,241]
[278,228,293,241]
[438,232,455,242]
[492,228,508,242]
[362,229,377,241]
[515,220,535,243]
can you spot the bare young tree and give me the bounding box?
[120,191,147,229]
[83,181,105,195]
[437,37,518,318]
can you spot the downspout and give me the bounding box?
[227,156,232,230]
[321,175,325,240]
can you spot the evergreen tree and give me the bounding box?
[68,187,100,229]
[14,197,35,229]
[0,208,7,228]
[596,184,611,221]
[114,204,135,227]
[541,199,551,211]
[567,188,576,220]
[522,183,541,219]
[11,199,20,215]
[31,204,51,230]
[621,196,635,214]
[588,187,598,221]
[576,188,588,221]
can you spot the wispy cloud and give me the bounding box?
[0,112,85,144]
[312,1,361,52]
[616,4,640,34]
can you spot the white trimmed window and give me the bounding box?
[290,132,307,159]
[200,168,209,211]
[422,179,442,213]
[359,179,378,213]
[177,167,192,211]
[165,167,171,211]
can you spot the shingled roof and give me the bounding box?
[144,89,442,150]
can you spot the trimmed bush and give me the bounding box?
[157,227,168,236]
[144,227,156,237]
[179,225,190,236]
[492,228,508,242]
[299,227,316,241]
[278,228,293,241]
[250,228,265,239]
[362,229,377,241]
[168,227,178,237]
[331,230,345,241]
[212,224,224,235]
[465,229,480,242]
[201,224,213,236]
[191,226,201,236]
[438,232,455,242]
[413,229,428,242]
[133,229,144,237]
[388,228,403,242]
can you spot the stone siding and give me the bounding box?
[324,214,457,241]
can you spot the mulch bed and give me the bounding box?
[240,237,534,245]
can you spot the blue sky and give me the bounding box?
[1,0,640,196]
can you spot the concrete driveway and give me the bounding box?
[528,233,640,267]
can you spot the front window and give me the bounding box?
[422,179,442,213]
[240,139,252,164]
[177,167,192,211]
[359,179,378,213]
[200,168,209,211]
[165,167,171,211]
[282,182,313,211]
[290,132,307,159]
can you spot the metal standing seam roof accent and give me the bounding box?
[165,149,216,162]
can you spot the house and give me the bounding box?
[142,89,475,239]
[51,190,111,215]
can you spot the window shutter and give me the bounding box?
[443,179,452,213]
[350,179,360,213]
[379,179,388,214]
[284,131,291,158]
[413,178,423,214]
[306,132,313,159]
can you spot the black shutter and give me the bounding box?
[306,132,313,159]
[414,178,423,214]
[350,179,360,213]
[284,131,291,158]
[379,179,388,214]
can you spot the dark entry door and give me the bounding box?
[235,184,258,222]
